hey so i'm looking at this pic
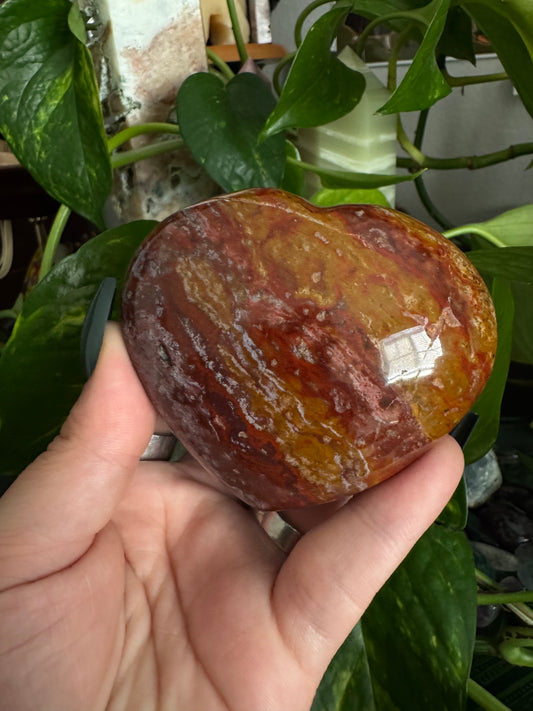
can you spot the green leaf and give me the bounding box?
[438,476,468,529]
[311,187,391,208]
[469,205,533,248]
[379,0,453,114]
[468,246,533,283]
[466,0,533,61]
[313,524,477,710]
[361,525,476,709]
[262,1,366,138]
[0,0,111,227]
[437,5,476,63]
[462,278,514,464]
[177,72,286,192]
[465,2,533,119]
[281,140,306,197]
[468,246,533,365]
[508,281,533,365]
[67,1,87,43]
[311,623,375,711]
[0,221,156,477]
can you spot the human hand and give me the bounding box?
[0,323,464,711]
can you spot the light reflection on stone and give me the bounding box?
[380,325,443,384]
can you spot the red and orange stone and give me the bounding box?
[122,188,497,510]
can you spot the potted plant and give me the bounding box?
[1,0,533,708]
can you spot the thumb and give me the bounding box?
[0,322,156,586]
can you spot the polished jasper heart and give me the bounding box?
[122,188,497,510]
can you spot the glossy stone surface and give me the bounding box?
[122,188,497,509]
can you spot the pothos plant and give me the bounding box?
[1,0,533,709]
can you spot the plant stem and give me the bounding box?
[355,11,425,56]
[206,47,235,81]
[414,108,429,150]
[410,108,454,229]
[466,678,512,711]
[475,569,533,625]
[272,51,295,96]
[476,568,496,586]
[506,626,533,638]
[387,22,415,93]
[499,634,533,667]
[442,65,508,88]
[478,591,533,605]
[294,0,334,47]
[397,118,427,168]
[285,154,418,187]
[396,141,533,171]
[443,225,506,248]
[107,122,180,153]
[414,174,454,229]
[225,0,248,64]
[110,137,184,170]
[38,204,71,283]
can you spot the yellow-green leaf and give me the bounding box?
[0,0,111,226]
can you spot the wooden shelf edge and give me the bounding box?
[209,42,287,62]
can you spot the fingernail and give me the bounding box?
[450,412,479,449]
[80,277,117,378]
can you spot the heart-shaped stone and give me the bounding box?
[122,188,497,509]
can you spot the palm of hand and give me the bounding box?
[2,461,319,711]
[105,463,311,711]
